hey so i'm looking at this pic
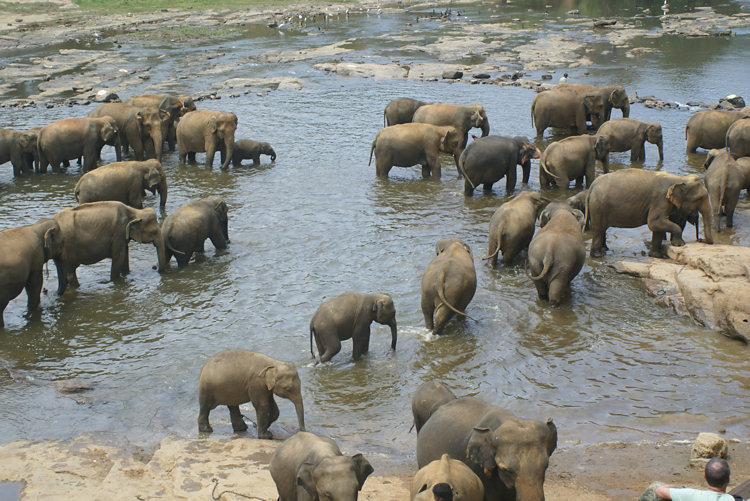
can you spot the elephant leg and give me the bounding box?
[533,278,549,300]
[54,260,69,295]
[421,165,431,179]
[433,304,455,335]
[267,394,280,425]
[421,296,435,330]
[505,168,517,192]
[427,154,441,179]
[548,279,566,307]
[114,136,123,162]
[352,327,371,361]
[176,250,193,267]
[725,196,738,228]
[318,336,341,363]
[25,270,43,310]
[167,123,177,151]
[228,405,248,432]
[590,228,607,258]
[648,211,684,250]
[253,397,272,439]
[68,267,80,288]
[464,179,475,196]
[205,143,217,169]
[483,182,493,193]
[375,157,391,177]
[649,231,667,258]
[111,244,128,280]
[198,400,214,433]
[187,151,196,163]
[521,160,531,184]
[252,155,260,165]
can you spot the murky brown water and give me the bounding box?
[0,0,748,467]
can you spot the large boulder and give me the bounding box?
[691,433,728,461]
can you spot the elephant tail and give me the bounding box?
[435,272,477,322]
[482,239,501,261]
[73,184,80,204]
[458,153,476,189]
[368,139,376,166]
[526,256,552,281]
[540,157,560,184]
[310,325,315,359]
[530,100,535,128]
[164,235,185,256]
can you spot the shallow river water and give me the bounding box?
[0,0,749,467]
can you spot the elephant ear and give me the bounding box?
[125,218,142,241]
[259,365,276,391]
[495,462,517,490]
[546,417,558,456]
[214,199,228,220]
[571,209,586,232]
[159,109,171,121]
[466,427,495,470]
[44,226,62,259]
[351,453,374,490]
[703,149,720,170]
[296,462,317,497]
[207,118,218,134]
[666,183,687,209]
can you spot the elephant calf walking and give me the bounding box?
[596,118,663,163]
[703,149,745,232]
[232,139,276,166]
[162,196,229,267]
[486,191,548,266]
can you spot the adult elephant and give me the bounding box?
[161,196,229,267]
[539,134,610,189]
[411,381,457,433]
[703,149,745,232]
[384,97,428,126]
[198,349,305,437]
[309,292,397,363]
[0,128,39,176]
[459,135,541,196]
[176,110,237,169]
[417,396,557,501]
[125,93,195,151]
[412,454,484,501]
[421,238,477,334]
[530,89,605,137]
[51,201,167,295]
[596,118,663,163]
[737,157,750,196]
[726,117,750,157]
[0,219,61,328]
[232,139,276,166]
[88,103,167,162]
[37,117,118,172]
[75,159,167,209]
[556,82,630,121]
[585,170,713,258]
[486,191,548,266]
[685,109,748,153]
[412,103,490,167]
[369,123,462,179]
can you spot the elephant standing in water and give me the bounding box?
[539,134,610,189]
[0,128,39,176]
[383,97,428,126]
[37,117,118,172]
[309,292,397,362]
[486,191,548,266]
[412,454,485,501]
[161,196,229,267]
[459,135,541,196]
[125,93,195,151]
[198,349,305,437]
[412,103,490,167]
[531,89,605,137]
[726,117,750,157]
[88,103,167,162]
[703,149,745,232]
[596,118,663,163]
[556,82,630,121]
[684,109,748,153]
[411,381,457,433]
[232,139,276,166]
[177,110,237,169]
[75,159,167,209]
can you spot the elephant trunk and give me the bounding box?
[151,128,163,162]
[389,320,398,350]
[221,133,234,170]
[292,394,305,432]
[515,479,546,501]
[622,100,630,118]
[158,176,168,208]
[153,233,167,272]
[699,197,713,245]
[480,119,490,137]
[657,138,664,161]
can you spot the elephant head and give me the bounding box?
[466,417,557,501]
[260,361,305,432]
[205,195,229,243]
[666,176,713,245]
[125,208,167,271]
[136,109,165,161]
[439,126,462,158]
[582,94,605,130]
[100,117,119,145]
[19,129,38,154]
[470,104,490,137]
[608,86,630,118]
[435,238,472,256]
[208,113,237,170]
[261,142,277,161]
[141,159,166,206]
[42,220,64,261]
[296,454,373,501]
[177,94,197,115]
[593,134,610,162]
[372,293,397,350]
[645,123,663,161]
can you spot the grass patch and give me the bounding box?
[0,1,65,15]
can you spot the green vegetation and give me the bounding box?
[0,1,64,15]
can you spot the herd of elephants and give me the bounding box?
[1,79,750,500]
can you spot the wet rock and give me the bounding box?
[93,89,120,102]
[690,433,728,465]
[720,94,746,108]
[639,481,667,501]
[472,73,491,79]
[441,70,463,80]
[541,74,552,80]
[593,19,617,28]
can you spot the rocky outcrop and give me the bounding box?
[611,243,750,342]
[691,433,728,462]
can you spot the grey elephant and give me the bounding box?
[411,381,457,433]
[51,201,166,295]
[421,239,477,334]
[309,292,397,363]
[486,191,548,266]
[384,97,428,126]
[0,128,39,176]
[89,103,167,162]
[0,219,61,328]
[125,93,195,151]
[556,82,630,121]
[539,134,610,189]
[458,136,541,196]
[417,396,557,501]
[596,118,663,163]
[75,159,167,209]
[161,196,229,267]
[269,431,373,501]
[527,202,586,307]
[412,454,485,501]
[585,170,713,258]
[737,157,750,195]
[703,149,745,232]
[232,139,276,166]
[369,123,462,179]
[685,109,748,153]
[531,89,605,137]
[726,117,750,157]
[565,189,588,212]
[176,110,237,169]
[412,103,490,166]
[198,349,305,437]
[37,117,118,172]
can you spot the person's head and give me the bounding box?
[432,483,453,501]
[704,457,730,489]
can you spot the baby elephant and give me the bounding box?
[596,118,663,163]
[703,149,745,232]
[411,381,457,433]
[162,196,229,267]
[411,454,484,501]
[486,190,548,266]
[270,431,373,501]
[421,239,477,334]
[527,202,586,306]
[310,292,397,363]
[232,139,276,166]
[539,134,610,189]
[197,349,305,438]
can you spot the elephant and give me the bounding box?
[416,396,557,501]
[530,89,605,137]
[197,349,305,437]
[369,123,462,179]
[51,201,166,295]
[269,431,373,501]
[486,191,548,267]
[125,93,195,151]
[458,136,542,196]
[75,159,167,209]
[411,381,457,433]
[412,103,490,166]
[0,219,61,328]
[383,97,428,126]
[411,454,485,501]
[737,157,750,196]
[596,118,663,163]
[526,202,586,307]
[0,128,39,176]
[539,134,610,189]
[556,82,630,121]
[161,196,229,267]
[685,109,749,153]
[37,117,118,172]
[565,189,588,213]
[232,139,276,166]
[88,103,167,162]
[309,292,397,363]
[176,110,237,169]
[726,117,750,157]
[421,238,477,334]
[585,170,713,258]
[703,149,745,232]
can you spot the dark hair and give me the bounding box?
[432,483,453,501]
[705,457,730,488]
